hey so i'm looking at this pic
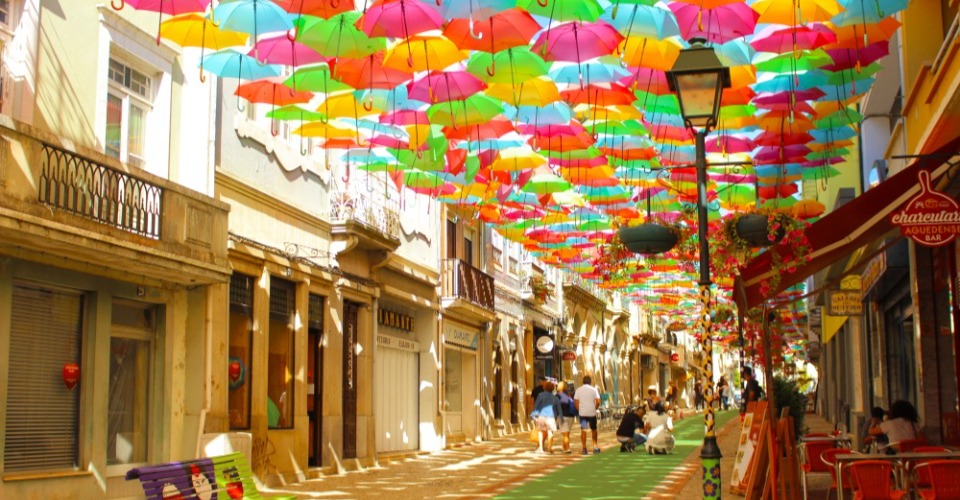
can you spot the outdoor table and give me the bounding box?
[800,434,853,446]
[834,450,960,500]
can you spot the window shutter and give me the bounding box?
[4,284,83,472]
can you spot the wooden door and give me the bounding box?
[308,295,324,467]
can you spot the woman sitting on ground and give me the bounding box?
[616,405,647,452]
[644,401,675,455]
[869,400,921,452]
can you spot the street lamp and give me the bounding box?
[665,38,730,500]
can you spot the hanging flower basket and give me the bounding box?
[734,213,785,247]
[619,223,680,254]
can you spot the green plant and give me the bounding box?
[525,273,554,302]
[772,376,808,438]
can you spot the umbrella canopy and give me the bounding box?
[201,49,282,80]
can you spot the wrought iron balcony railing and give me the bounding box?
[39,143,162,239]
[328,185,400,239]
[442,258,495,311]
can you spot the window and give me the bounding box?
[107,302,155,467]
[268,277,295,429]
[106,58,152,169]
[4,284,84,473]
[446,219,458,259]
[0,1,10,27]
[229,274,254,429]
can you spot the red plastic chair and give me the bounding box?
[897,438,928,452]
[800,440,837,499]
[822,448,856,496]
[846,460,906,500]
[916,460,960,499]
[908,446,949,491]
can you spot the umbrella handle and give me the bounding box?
[469,19,483,40]
[416,149,424,159]
[237,96,245,113]
[199,65,206,83]
[429,87,437,104]
[436,0,442,6]
[342,166,350,183]
[271,119,280,137]
[111,0,124,10]
[486,60,495,77]
[536,0,548,6]
[286,27,297,42]
[363,96,374,111]
[330,0,340,8]
[611,2,618,19]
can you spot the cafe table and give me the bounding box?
[833,450,960,500]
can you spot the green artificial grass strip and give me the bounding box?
[494,409,740,500]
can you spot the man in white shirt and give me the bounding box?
[574,375,602,455]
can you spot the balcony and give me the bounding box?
[562,271,607,311]
[659,332,679,351]
[0,116,230,285]
[441,258,496,322]
[327,184,401,253]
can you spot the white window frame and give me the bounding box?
[106,58,153,169]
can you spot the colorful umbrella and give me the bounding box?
[213,0,294,42]
[408,71,487,104]
[160,13,249,80]
[466,47,552,83]
[249,34,327,66]
[518,0,604,23]
[669,2,760,45]
[201,49,282,81]
[752,0,842,24]
[600,4,680,40]
[274,0,353,18]
[332,53,413,90]
[443,9,542,53]
[359,0,444,39]
[426,94,504,127]
[296,12,386,60]
[532,21,623,63]
[383,35,468,73]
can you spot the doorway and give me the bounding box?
[342,301,359,459]
[307,294,324,467]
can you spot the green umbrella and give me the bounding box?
[266,104,326,122]
[540,146,603,160]
[802,166,841,180]
[585,119,650,136]
[427,94,504,127]
[466,47,551,84]
[719,104,757,119]
[521,174,572,194]
[754,49,832,74]
[404,170,445,188]
[824,63,883,85]
[284,65,352,93]
[518,0,604,22]
[296,12,385,60]
[807,148,850,161]
[814,108,863,129]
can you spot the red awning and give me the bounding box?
[734,135,960,312]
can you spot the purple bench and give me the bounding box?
[125,451,297,499]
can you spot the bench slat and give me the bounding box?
[126,452,288,499]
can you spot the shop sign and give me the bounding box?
[561,350,577,361]
[377,333,420,352]
[860,252,886,295]
[444,323,479,350]
[827,290,863,316]
[534,330,555,360]
[891,170,960,247]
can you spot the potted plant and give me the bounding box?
[525,274,554,303]
[712,209,812,297]
[618,214,692,255]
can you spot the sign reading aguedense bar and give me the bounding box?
[891,170,960,247]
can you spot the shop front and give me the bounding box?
[442,319,481,444]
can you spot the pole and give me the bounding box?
[696,128,723,499]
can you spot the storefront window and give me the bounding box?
[445,348,462,412]
[229,274,254,429]
[268,277,295,429]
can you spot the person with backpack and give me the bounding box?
[556,380,577,454]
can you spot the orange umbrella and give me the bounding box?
[159,13,249,80]
[442,8,541,53]
[235,77,314,106]
[561,84,636,106]
[827,17,902,50]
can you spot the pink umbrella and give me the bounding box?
[749,24,837,53]
[705,135,757,154]
[249,34,327,66]
[669,2,759,44]
[752,89,826,105]
[112,0,210,14]
[532,21,623,63]
[407,70,487,104]
[754,100,817,115]
[380,109,429,125]
[359,0,443,39]
[823,41,890,71]
[754,145,812,163]
[618,67,673,94]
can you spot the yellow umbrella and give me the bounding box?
[574,104,644,121]
[383,35,468,73]
[160,13,249,81]
[617,36,682,70]
[318,92,382,119]
[292,121,359,139]
[486,78,561,107]
[753,0,842,24]
[491,148,546,171]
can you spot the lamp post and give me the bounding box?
[665,38,731,500]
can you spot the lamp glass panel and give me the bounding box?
[675,72,720,121]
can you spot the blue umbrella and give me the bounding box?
[753,71,829,93]
[504,102,572,125]
[213,0,293,39]
[715,38,754,67]
[436,0,518,21]
[815,77,875,101]
[833,0,909,26]
[809,126,857,142]
[549,57,630,84]
[201,49,281,80]
[600,3,679,40]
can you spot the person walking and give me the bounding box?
[574,375,602,455]
[693,380,704,411]
[530,380,562,454]
[616,405,647,452]
[556,380,577,454]
[715,376,727,410]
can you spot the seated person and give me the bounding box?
[616,405,647,452]
[860,406,888,452]
[869,400,921,452]
[644,401,675,455]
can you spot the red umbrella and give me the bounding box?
[749,23,837,53]
[669,2,759,44]
[443,9,542,53]
[533,21,623,63]
[407,70,487,103]
[444,118,516,141]
[823,41,890,71]
[112,0,209,14]
[754,145,812,163]
[619,67,673,94]
[752,88,827,105]
[274,0,353,18]
[331,53,413,90]
[359,0,443,39]
[249,34,327,66]
[561,83,636,106]
[235,77,314,106]
[754,130,815,146]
